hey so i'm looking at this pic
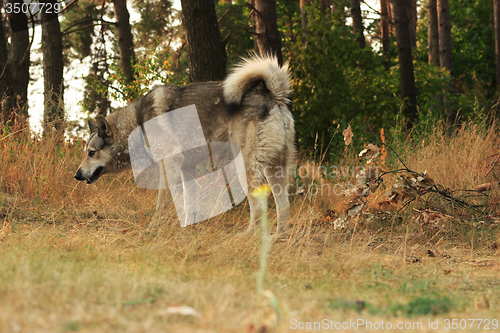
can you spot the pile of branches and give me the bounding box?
[333,137,496,231]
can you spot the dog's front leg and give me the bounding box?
[246,190,264,234]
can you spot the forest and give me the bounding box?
[1,0,500,332]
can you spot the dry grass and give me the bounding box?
[1,120,500,332]
[403,122,500,190]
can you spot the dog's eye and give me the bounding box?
[88,151,96,157]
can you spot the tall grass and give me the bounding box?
[402,121,500,190]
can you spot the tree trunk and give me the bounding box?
[0,5,13,123]
[113,0,136,84]
[427,0,440,66]
[7,0,30,120]
[349,0,365,48]
[437,0,457,127]
[300,0,308,29]
[181,0,227,82]
[253,0,283,65]
[380,0,391,71]
[495,0,500,90]
[391,0,418,127]
[437,0,453,76]
[407,0,417,47]
[387,0,394,35]
[41,0,64,132]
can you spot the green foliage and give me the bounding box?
[275,0,302,44]
[132,0,178,50]
[450,0,495,98]
[390,294,454,317]
[216,1,254,67]
[60,0,105,61]
[81,46,182,113]
[415,0,496,118]
[285,5,401,159]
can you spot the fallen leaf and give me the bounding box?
[157,305,201,318]
[359,144,380,160]
[342,125,354,146]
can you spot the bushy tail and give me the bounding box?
[223,55,291,113]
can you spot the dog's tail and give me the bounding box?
[223,55,291,113]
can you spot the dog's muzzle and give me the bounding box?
[74,166,105,184]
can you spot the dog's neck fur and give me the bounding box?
[104,100,143,172]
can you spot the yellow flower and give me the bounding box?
[251,184,272,200]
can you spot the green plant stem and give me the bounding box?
[258,196,269,295]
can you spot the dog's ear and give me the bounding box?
[96,116,113,138]
[88,119,98,133]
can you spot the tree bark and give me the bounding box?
[387,0,394,35]
[380,0,391,70]
[437,0,453,77]
[391,0,418,127]
[437,0,457,127]
[253,0,283,65]
[0,4,13,123]
[407,0,417,47]
[113,0,136,83]
[181,0,227,82]
[41,0,64,132]
[7,0,30,119]
[427,0,440,66]
[350,0,365,48]
[300,0,308,29]
[495,0,500,90]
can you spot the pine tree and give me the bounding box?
[180,0,227,82]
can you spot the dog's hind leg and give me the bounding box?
[265,164,291,236]
[241,160,263,234]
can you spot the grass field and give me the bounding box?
[1,120,499,332]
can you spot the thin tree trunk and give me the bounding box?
[437,0,457,127]
[350,0,365,48]
[300,0,308,29]
[391,0,418,127]
[495,0,500,90]
[253,0,283,65]
[387,0,394,35]
[41,0,64,132]
[0,4,13,123]
[380,0,391,71]
[181,0,227,82]
[437,0,453,76]
[113,0,136,83]
[7,0,30,119]
[428,0,440,66]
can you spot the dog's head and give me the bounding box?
[74,117,123,184]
